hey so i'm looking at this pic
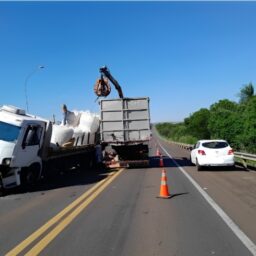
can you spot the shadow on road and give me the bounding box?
[149,156,192,168]
[4,167,112,196]
[149,156,250,173]
[170,192,189,199]
[198,165,249,172]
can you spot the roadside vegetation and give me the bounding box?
[156,83,256,153]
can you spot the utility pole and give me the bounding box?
[24,65,45,113]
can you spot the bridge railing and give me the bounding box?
[167,141,256,169]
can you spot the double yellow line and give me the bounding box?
[6,168,125,256]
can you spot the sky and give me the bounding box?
[0,1,256,123]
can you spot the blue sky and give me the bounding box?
[1,2,256,122]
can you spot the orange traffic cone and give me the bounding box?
[159,155,164,167]
[156,148,161,156]
[158,169,171,199]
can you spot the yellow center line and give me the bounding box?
[6,169,123,256]
[25,168,125,256]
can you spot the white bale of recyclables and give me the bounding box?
[51,125,74,146]
[78,111,100,145]
[50,110,100,148]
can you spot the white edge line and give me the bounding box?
[158,141,256,256]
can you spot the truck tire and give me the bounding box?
[21,163,41,188]
[0,179,5,197]
[80,152,96,170]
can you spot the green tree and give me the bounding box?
[156,87,256,153]
[208,99,242,148]
[240,96,256,153]
[238,82,254,104]
[210,99,238,112]
[184,108,210,139]
[156,122,197,144]
[155,123,171,138]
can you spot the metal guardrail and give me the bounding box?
[167,141,256,169]
[234,152,256,160]
[234,152,256,169]
[169,141,193,150]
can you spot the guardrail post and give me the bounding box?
[242,158,247,169]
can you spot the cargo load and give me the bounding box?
[0,105,98,192]
[50,110,100,148]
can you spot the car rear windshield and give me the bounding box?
[202,141,229,149]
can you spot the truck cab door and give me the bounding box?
[13,122,45,167]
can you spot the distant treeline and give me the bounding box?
[156,83,256,153]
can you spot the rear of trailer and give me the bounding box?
[100,97,151,168]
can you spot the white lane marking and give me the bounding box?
[158,142,256,256]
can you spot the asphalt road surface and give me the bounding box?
[1,132,256,256]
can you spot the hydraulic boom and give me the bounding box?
[94,66,124,98]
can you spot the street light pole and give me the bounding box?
[24,65,45,113]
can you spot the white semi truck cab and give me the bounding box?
[0,105,48,189]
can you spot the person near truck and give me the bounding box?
[61,104,76,147]
[62,104,70,125]
[62,104,77,126]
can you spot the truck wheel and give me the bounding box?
[0,189,5,197]
[0,173,5,196]
[21,164,41,188]
[0,182,5,197]
[82,152,96,170]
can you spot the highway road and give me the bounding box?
[1,132,256,256]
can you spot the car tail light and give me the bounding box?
[228,149,234,155]
[198,150,206,155]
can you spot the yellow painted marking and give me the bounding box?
[25,168,125,256]
[6,170,123,256]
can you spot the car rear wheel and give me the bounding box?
[190,155,195,166]
[196,159,202,171]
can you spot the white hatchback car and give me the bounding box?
[190,140,235,170]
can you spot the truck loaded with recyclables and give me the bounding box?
[0,105,99,192]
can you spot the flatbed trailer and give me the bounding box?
[0,105,97,193]
[42,144,96,173]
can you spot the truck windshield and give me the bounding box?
[0,121,21,142]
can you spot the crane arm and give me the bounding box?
[99,66,124,98]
